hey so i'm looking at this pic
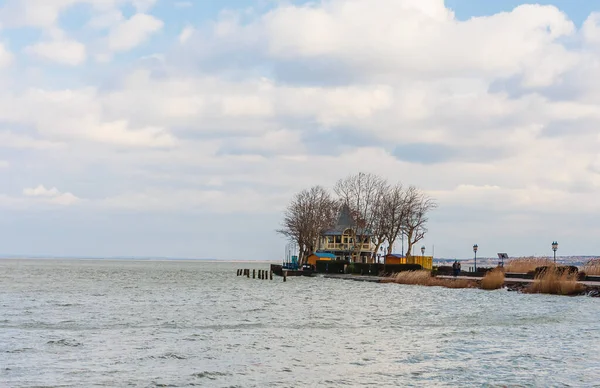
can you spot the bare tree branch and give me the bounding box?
[277,186,338,264]
[403,188,437,257]
[334,172,388,263]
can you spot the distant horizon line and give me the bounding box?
[0,254,598,262]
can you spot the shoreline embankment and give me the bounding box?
[322,273,600,297]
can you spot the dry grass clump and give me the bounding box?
[525,270,584,296]
[582,259,600,276]
[504,257,554,273]
[383,270,477,289]
[480,268,505,290]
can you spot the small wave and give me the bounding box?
[144,352,187,360]
[193,323,265,330]
[47,339,82,347]
[191,371,230,380]
[5,347,33,353]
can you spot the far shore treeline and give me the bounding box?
[277,172,437,264]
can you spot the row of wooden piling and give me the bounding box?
[236,268,276,280]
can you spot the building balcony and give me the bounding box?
[322,243,373,251]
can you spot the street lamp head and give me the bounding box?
[421,246,425,254]
[473,244,478,252]
[552,241,558,251]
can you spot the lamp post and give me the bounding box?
[421,245,425,259]
[473,244,478,272]
[552,241,558,264]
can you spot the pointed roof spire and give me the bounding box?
[335,203,354,230]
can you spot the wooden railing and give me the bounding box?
[322,243,373,251]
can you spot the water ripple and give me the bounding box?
[0,259,599,387]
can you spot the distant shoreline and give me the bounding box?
[0,257,280,263]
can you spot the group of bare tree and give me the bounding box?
[277,172,437,264]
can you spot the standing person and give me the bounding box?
[452,260,458,277]
[457,261,461,276]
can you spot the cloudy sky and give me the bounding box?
[1,0,600,260]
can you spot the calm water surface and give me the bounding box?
[1,259,599,387]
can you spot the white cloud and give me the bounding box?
[0,87,178,148]
[0,42,13,67]
[0,0,159,29]
[23,184,80,206]
[131,0,157,12]
[23,185,61,197]
[24,39,86,66]
[4,0,600,257]
[178,26,195,44]
[582,12,600,45]
[108,13,163,52]
[0,131,66,149]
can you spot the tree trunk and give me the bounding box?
[405,231,414,258]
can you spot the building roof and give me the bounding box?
[311,252,336,259]
[322,204,372,236]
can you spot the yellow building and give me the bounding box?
[385,253,433,270]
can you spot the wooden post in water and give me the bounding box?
[259,270,263,279]
[253,269,256,279]
[246,269,249,278]
[283,270,287,282]
[237,269,240,276]
[270,270,273,280]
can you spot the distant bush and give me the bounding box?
[381,270,477,289]
[480,268,505,290]
[525,270,584,296]
[534,265,578,277]
[504,257,554,273]
[582,259,600,276]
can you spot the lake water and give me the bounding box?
[1,259,599,387]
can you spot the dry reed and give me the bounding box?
[480,268,505,290]
[503,257,554,273]
[525,270,584,296]
[382,270,477,289]
[582,259,600,276]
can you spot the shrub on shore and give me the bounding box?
[381,270,477,289]
[504,257,554,273]
[525,270,585,296]
[480,268,505,290]
[582,259,600,276]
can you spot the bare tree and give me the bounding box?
[381,183,407,255]
[277,186,338,264]
[334,172,388,262]
[403,188,437,258]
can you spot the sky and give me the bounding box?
[1,0,600,260]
